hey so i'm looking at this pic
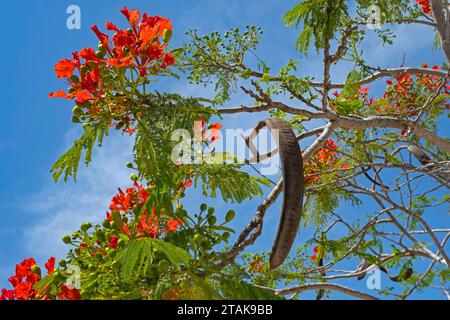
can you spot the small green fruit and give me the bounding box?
[130,173,139,181]
[200,203,207,212]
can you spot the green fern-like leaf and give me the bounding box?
[220,279,284,300]
[194,164,271,203]
[50,122,109,182]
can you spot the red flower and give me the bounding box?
[161,53,175,69]
[181,179,193,188]
[44,257,56,275]
[54,58,77,78]
[166,219,182,232]
[0,288,14,300]
[48,89,71,99]
[415,0,432,14]
[79,48,100,62]
[15,258,36,279]
[91,25,109,47]
[121,7,141,29]
[210,122,222,130]
[311,255,317,261]
[109,236,119,249]
[75,90,94,104]
[13,282,34,300]
[162,289,179,300]
[58,285,81,300]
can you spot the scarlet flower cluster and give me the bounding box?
[49,7,175,133]
[304,140,349,185]
[415,0,432,14]
[0,257,80,300]
[380,65,450,117]
[106,182,183,243]
[311,245,319,262]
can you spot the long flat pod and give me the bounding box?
[258,119,304,270]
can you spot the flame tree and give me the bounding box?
[1,1,449,300]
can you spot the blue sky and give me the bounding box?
[0,0,448,299]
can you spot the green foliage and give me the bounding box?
[220,278,284,300]
[51,122,110,182]
[183,26,263,104]
[119,238,191,282]
[194,164,271,203]
[283,0,348,55]
[134,93,214,189]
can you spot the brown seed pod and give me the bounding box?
[256,118,304,270]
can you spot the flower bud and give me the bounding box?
[31,265,41,277]
[81,222,92,232]
[163,29,173,43]
[207,216,217,226]
[70,75,79,83]
[58,259,67,268]
[225,210,236,222]
[62,234,72,244]
[72,106,84,117]
[130,173,139,181]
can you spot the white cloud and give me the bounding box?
[23,128,134,262]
